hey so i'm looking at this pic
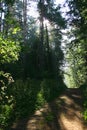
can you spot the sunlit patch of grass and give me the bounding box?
[82,110,87,121]
[35,90,46,110]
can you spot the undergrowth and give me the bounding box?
[80,83,87,121]
[0,78,66,129]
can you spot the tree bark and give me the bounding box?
[23,0,27,43]
[38,0,45,75]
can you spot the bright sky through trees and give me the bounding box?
[55,0,65,4]
[29,0,66,18]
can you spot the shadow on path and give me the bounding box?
[11,88,87,130]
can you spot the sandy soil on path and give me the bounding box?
[11,88,87,130]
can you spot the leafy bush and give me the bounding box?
[11,79,41,118]
[40,79,66,101]
[0,71,14,105]
[0,78,66,129]
[83,109,87,121]
[35,89,46,110]
[10,78,66,118]
[0,71,14,129]
[0,105,13,127]
[81,83,87,121]
[0,34,20,63]
[44,112,54,122]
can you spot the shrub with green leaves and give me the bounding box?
[0,34,20,64]
[81,83,87,121]
[9,78,65,118]
[40,79,65,101]
[0,77,66,126]
[0,71,14,105]
[0,105,13,127]
[45,112,54,122]
[0,25,21,129]
[35,89,46,110]
[0,72,15,129]
[11,79,41,117]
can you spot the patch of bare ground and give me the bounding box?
[11,88,87,130]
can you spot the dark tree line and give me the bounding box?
[0,0,66,79]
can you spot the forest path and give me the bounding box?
[11,88,87,130]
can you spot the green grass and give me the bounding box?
[0,78,66,129]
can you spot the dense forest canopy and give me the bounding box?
[0,0,87,129]
[0,0,66,79]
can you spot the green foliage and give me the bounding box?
[0,29,20,129]
[83,98,87,121]
[80,83,87,121]
[4,0,15,5]
[11,79,41,117]
[38,0,66,28]
[0,71,14,129]
[0,0,66,129]
[0,71,14,105]
[83,110,87,121]
[35,89,46,110]
[44,112,54,122]
[0,105,13,127]
[7,78,66,119]
[66,0,87,87]
[64,69,77,88]
[40,79,66,101]
[0,34,20,64]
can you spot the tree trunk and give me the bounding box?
[0,1,2,32]
[38,0,45,76]
[45,25,50,71]
[23,0,27,43]
[22,0,28,78]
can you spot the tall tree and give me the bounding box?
[37,0,45,74]
[23,0,27,42]
[37,0,66,78]
[66,0,87,86]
